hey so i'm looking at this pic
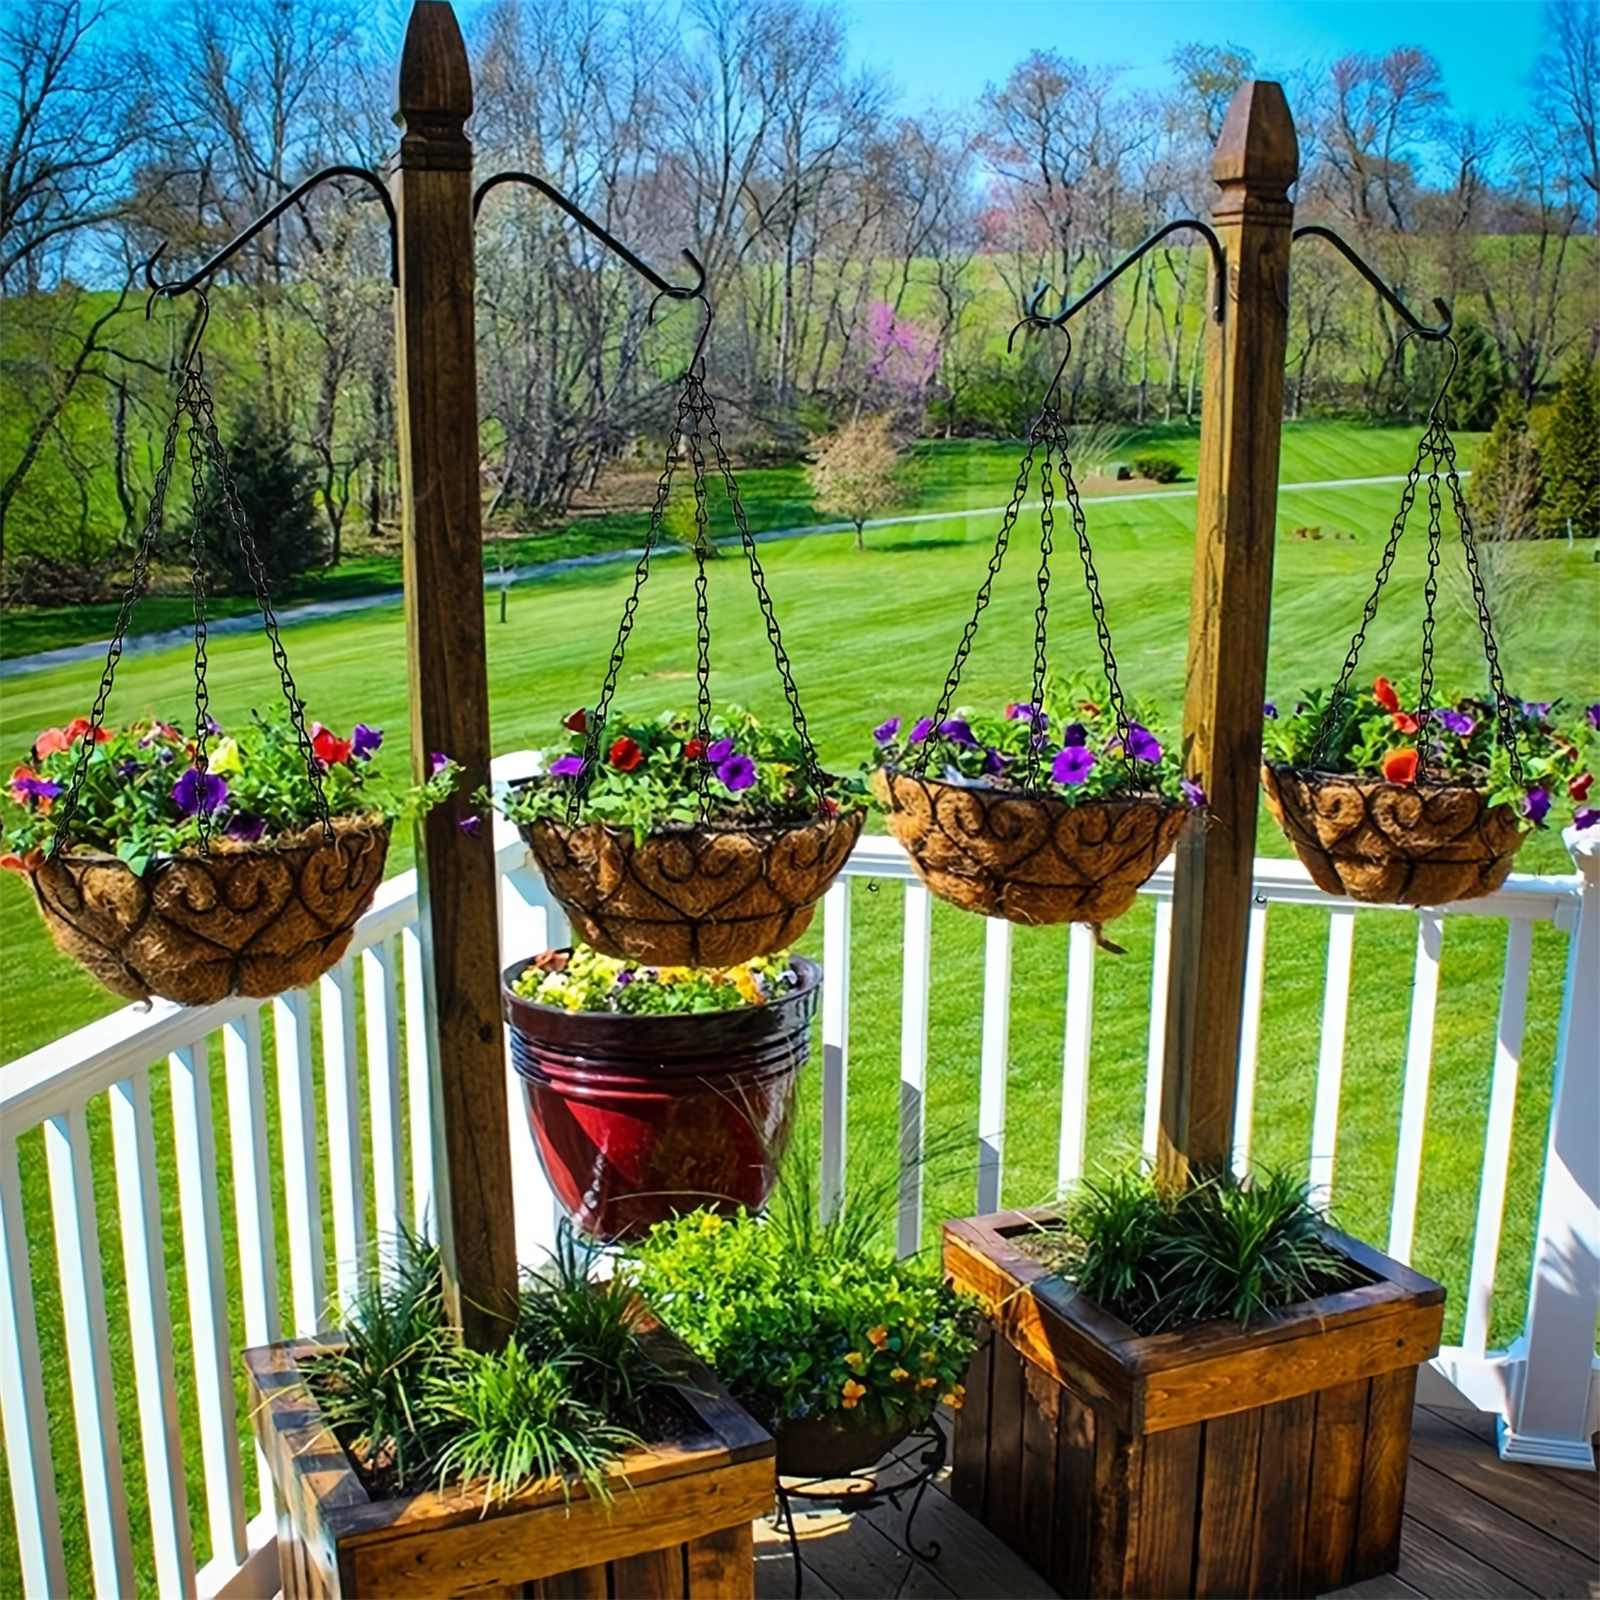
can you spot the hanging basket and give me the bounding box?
[1262,765,1523,906]
[875,769,1186,929]
[520,809,862,967]
[27,817,391,1007]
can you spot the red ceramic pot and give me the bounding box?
[502,954,821,1241]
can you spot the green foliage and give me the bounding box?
[1027,1166,1355,1334]
[1,711,456,869]
[632,1180,980,1434]
[1538,356,1600,538]
[1131,454,1183,484]
[1468,392,1542,540]
[514,943,800,1014]
[1420,317,1507,433]
[496,706,864,840]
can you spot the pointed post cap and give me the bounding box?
[398,1,472,126]
[1213,80,1298,196]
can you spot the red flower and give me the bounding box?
[684,738,706,761]
[0,849,43,875]
[608,737,643,772]
[312,724,353,766]
[1570,771,1594,802]
[1373,678,1401,713]
[33,727,71,757]
[563,708,588,733]
[1383,748,1419,784]
[1392,712,1419,734]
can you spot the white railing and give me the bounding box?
[2,770,1596,1597]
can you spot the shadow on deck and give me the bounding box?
[752,1406,1599,1599]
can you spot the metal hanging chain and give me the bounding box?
[1414,439,1446,777]
[187,369,334,841]
[681,398,715,819]
[567,375,696,822]
[184,373,217,850]
[913,410,1048,778]
[694,371,832,808]
[48,385,188,858]
[1023,436,1056,790]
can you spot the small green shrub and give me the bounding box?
[1020,1166,1356,1334]
[1132,454,1183,483]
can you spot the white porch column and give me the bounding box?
[1501,826,1600,1469]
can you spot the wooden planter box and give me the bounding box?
[943,1210,1445,1599]
[245,1329,774,1599]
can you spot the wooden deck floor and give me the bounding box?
[752,1406,1599,1599]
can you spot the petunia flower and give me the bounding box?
[0,849,44,874]
[1373,677,1401,713]
[1521,701,1551,720]
[225,812,267,842]
[706,737,734,764]
[1263,702,1278,719]
[32,727,72,758]
[1006,702,1048,729]
[312,724,353,767]
[1059,721,1088,748]
[1569,772,1593,802]
[1588,705,1600,731]
[116,759,142,779]
[939,718,978,748]
[980,747,1010,777]
[908,717,934,744]
[873,716,900,744]
[684,738,707,760]
[1575,808,1599,831]
[351,724,383,761]
[1383,749,1419,784]
[608,737,644,772]
[173,768,228,816]
[208,737,243,775]
[1522,787,1552,824]
[1438,709,1476,737]
[430,752,449,778]
[1127,725,1162,763]
[1392,712,1419,735]
[10,767,62,804]
[1052,745,1097,786]
[717,753,757,792]
[549,755,585,778]
[1181,777,1207,807]
[563,708,588,733]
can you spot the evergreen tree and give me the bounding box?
[1467,392,1541,541]
[1539,356,1600,538]
[200,407,326,592]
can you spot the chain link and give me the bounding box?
[184,373,216,849]
[1024,438,1056,790]
[1414,437,1445,776]
[682,401,714,818]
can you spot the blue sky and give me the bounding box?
[839,0,1548,123]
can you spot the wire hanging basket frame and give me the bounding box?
[875,323,1187,939]
[23,292,391,1005]
[517,298,862,967]
[1262,332,1531,906]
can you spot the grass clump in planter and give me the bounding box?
[1019,1166,1361,1334]
[632,1176,979,1461]
[306,1224,668,1508]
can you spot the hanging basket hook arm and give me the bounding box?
[472,171,704,300]
[1292,225,1451,339]
[143,166,399,296]
[1035,220,1226,331]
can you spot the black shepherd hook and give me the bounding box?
[1292,225,1453,340]
[1028,220,1227,331]
[473,171,704,301]
[1007,286,1075,407]
[145,282,211,375]
[143,165,399,298]
[648,284,714,375]
[1397,328,1461,424]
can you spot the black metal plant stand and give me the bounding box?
[770,1424,948,1600]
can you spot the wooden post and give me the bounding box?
[392,2,517,1347]
[1159,83,1299,1182]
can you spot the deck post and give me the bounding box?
[1158,83,1298,1182]
[391,1,517,1347]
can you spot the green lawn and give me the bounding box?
[3,421,1597,1594]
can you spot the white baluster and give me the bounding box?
[363,940,404,1260]
[170,1042,247,1567]
[976,917,1013,1215]
[820,879,852,1223]
[1058,923,1097,1191]
[1463,918,1533,1356]
[0,1136,67,1599]
[322,957,366,1305]
[897,884,933,1258]
[224,1011,281,1345]
[402,926,434,1233]
[274,990,327,1334]
[1388,913,1443,1262]
[1232,900,1270,1176]
[110,1071,195,1597]
[1141,897,1173,1164]
[1309,910,1356,1202]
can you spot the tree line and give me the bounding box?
[1,0,1595,605]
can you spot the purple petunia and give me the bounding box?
[1522,701,1552,720]
[430,752,449,778]
[980,747,1010,777]
[1521,787,1552,825]
[706,737,735,765]
[1126,725,1162,763]
[116,759,142,780]
[939,718,978,748]
[352,724,383,761]
[1587,704,1600,731]
[1059,721,1088,748]
[1181,777,1208,807]
[909,717,934,744]
[1006,702,1048,729]
[10,772,62,802]
[614,970,634,988]
[717,753,757,792]
[873,716,901,745]
[1437,709,1476,737]
[1575,808,1600,832]
[225,812,267,842]
[549,754,585,778]
[1052,745,1098,786]
[173,768,228,817]
[1263,702,1278,719]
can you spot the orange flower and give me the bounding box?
[1383,748,1419,785]
[32,727,71,757]
[867,1325,889,1349]
[1373,677,1401,713]
[0,849,43,874]
[941,1386,966,1411]
[917,1376,938,1391]
[841,1380,867,1409]
[1392,712,1419,735]
[890,1367,911,1383]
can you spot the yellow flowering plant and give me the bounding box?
[512,943,799,1015]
